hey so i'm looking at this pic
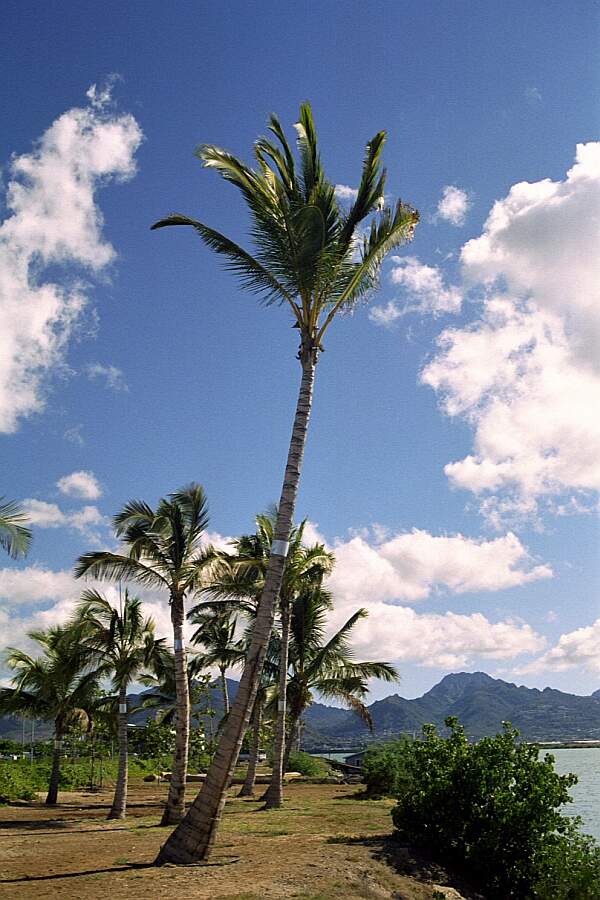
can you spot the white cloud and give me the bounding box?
[22,498,108,543]
[63,424,85,445]
[436,185,471,226]
[326,528,551,605]
[342,605,546,669]
[0,85,142,433]
[370,256,462,324]
[335,184,358,202]
[517,619,600,674]
[85,362,128,392]
[422,144,600,524]
[57,470,102,500]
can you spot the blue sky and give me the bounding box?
[1,1,598,700]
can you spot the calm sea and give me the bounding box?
[315,747,600,840]
[551,748,600,840]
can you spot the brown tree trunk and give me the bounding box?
[239,697,262,797]
[283,713,301,775]
[46,719,63,805]
[108,684,128,819]
[161,594,190,825]
[263,600,291,808]
[155,353,316,865]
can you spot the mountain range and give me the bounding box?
[2,672,598,745]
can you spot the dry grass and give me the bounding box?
[0,781,476,899]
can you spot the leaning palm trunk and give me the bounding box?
[263,600,291,808]
[108,685,129,819]
[239,697,262,797]
[155,354,316,864]
[46,720,63,805]
[161,594,190,825]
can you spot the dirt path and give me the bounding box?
[0,783,475,899]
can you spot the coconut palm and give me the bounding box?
[72,588,168,819]
[191,513,334,806]
[0,497,31,558]
[282,586,399,772]
[74,483,212,824]
[0,626,100,804]
[152,103,418,863]
[190,610,244,720]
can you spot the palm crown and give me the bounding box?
[152,103,418,361]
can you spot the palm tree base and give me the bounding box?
[107,809,126,820]
[160,808,184,826]
[237,787,254,797]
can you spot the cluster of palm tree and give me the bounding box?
[2,101,417,864]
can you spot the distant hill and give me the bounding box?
[302,672,600,746]
[2,672,599,745]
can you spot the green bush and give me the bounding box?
[391,718,600,899]
[286,751,331,777]
[362,738,414,798]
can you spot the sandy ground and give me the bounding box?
[0,782,480,899]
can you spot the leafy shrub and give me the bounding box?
[391,718,600,899]
[362,738,414,798]
[286,751,331,777]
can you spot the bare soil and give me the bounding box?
[0,782,478,899]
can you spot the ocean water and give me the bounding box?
[314,747,600,841]
[551,748,600,840]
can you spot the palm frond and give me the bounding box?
[0,497,32,559]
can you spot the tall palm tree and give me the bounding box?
[152,103,418,864]
[0,625,100,804]
[72,588,168,819]
[283,586,399,771]
[74,483,211,824]
[0,497,31,558]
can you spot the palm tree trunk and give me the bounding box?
[155,352,316,864]
[239,697,262,797]
[46,721,63,805]
[108,684,128,819]
[264,600,291,808]
[220,668,229,718]
[161,594,190,826]
[283,712,301,775]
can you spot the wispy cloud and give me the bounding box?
[334,184,358,202]
[370,256,462,324]
[85,362,128,392]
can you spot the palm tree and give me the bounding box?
[0,497,31,558]
[191,513,334,806]
[0,626,100,804]
[74,483,212,824]
[283,586,399,771]
[190,610,244,720]
[72,588,168,819]
[152,103,418,863]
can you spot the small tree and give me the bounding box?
[0,626,99,804]
[73,589,168,819]
[391,718,598,899]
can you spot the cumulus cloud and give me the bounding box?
[0,85,142,433]
[435,185,471,226]
[517,619,600,675]
[335,184,358,202]
[370,256,462,324]
[57,470,102,500]
[423,144,600,525]
[22,498,108,544]
[324,527,551,604]
[85,362,128,392]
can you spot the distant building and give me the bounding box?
[344,751,366,767]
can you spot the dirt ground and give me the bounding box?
[0,782,478,900]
